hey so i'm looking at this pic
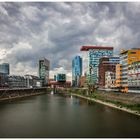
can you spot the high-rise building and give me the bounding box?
[81,46,113,85]
[0,63,10,75]
[98,56,119,88]
[119,48,140,92]
[39,58,50,86]
[0,63,9,88]
[72,56,82,87]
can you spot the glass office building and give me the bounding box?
[39,58,50,86]
[0,63,10,75]
[72,56,82,87]
[81,46,113,85]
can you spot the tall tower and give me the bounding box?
[72,56,82,87]
[38,58,50,86]
[81,46,113,85]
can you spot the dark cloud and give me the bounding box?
[0,2,140,80]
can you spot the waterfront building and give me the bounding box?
[105,71,116,89]
[25,75,42,88]
[8,75,26,88]
[54,74,66,82]
[0,63,10,88]
[128,61,140,93]
[0,73,8,88]
[98,56,119,88]
[115,64,122,89]
[80,46,113,85]
[8,75,42,88]
[0,63,10,75]
[39,58,50,86]
[72,56,82,87]
[119,48,140,92]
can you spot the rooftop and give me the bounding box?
[80,46,113,51]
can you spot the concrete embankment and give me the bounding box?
[0,87,50,102]
[72,93,140,117]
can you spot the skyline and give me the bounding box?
[0,2,140,80]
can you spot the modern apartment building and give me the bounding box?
[105,71,116,89]
[115,64,122,89]
[128,60,140,93]
[119,48,140,92]
[39,58,50,86]
[81,46,113,85]
[98,56,119,88]
[72,56,82,87]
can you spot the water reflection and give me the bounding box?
[0,93,140,138]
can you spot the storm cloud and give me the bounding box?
[0,2,140,80]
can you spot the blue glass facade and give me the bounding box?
[88,49,113,84]
[0,63,10,75]
[72,56,82,87]
[54,74,66,82]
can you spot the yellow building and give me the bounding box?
[115,64,122,89]
[119,48,140,93]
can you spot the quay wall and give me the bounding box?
[0,87,51,102]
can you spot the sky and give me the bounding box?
[0,2,140,81]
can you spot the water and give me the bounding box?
[0,93,140,138]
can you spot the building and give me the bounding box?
[119,48,140,92]
[25,75,42,88]
[39,58,50,86]
[8,75,26,88]
[115,64,122,89]
[128,61,140,93]
[0,63,10,75]
[0,73,9,88]
[72,56,82,87]
[81,46,113,85]
[8,75,42,88]
[0,63,10,88]
[54,74,66,82]
[98,57,119,88]
[48,74,71,88]
[105,71,116,89]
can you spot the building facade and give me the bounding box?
[39,58,50,86]
[72,56,82,87]
[128,61,140,93]
[81,46,113,85]
[98,56,119,88]
[54,74,66,82]
[115,64,122,89]
[0,63,10,75]
[0,63,10,88]
[105,71,116,89]
[120,48,140,92]
[8,75,42,88]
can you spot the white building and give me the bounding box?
[105,71,116,89]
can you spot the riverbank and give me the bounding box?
[0,92,47,102]
[72,93,140,117]
[0,87,50,102]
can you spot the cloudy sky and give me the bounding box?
[0,2,140,80]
